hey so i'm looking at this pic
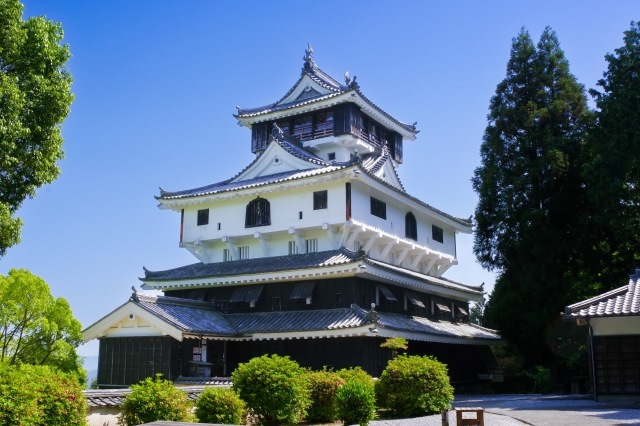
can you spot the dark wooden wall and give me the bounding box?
[97,336,180,388]
[593,335,640,394]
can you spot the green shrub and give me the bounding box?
[117,375,194,426]
[195,386,246,425]
[304,369,344,423]
[525,365,551,393]
[335,380,376,426]
[232,354,311,426]
[336,366,374,388]
[0,363,87,426]
[375,355,454,417]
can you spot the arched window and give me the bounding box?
[245,197,271,228]
[405,212,417,241]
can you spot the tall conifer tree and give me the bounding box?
[582,21,640,289]
[472,28,591,366]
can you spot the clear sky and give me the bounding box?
[2,1,637,356]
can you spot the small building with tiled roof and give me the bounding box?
[83,46,500,389]
[563,268,640,400]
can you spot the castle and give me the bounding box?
[83,46,501,388]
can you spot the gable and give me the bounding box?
[373,160,403,190]
[276,74,335,106]
[232,140,322,182]
[82,301,183,342]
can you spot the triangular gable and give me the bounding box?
[82,299,184,342]
[232,139,324,182]
[372,160,403,190]
[276,74,339,106]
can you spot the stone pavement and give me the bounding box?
[452,394,640,425]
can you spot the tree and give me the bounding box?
[0,0,74,257]
[0,269,84,381]
[469,299,485,326]
[581,21,640,290]
[472,27,591,367]
[380,337,408,358]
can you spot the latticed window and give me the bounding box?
[405,212,417,241]
[292,115,313,141]
[314,111,333,137]
[223,249,233,262]
[239,246,249,260]
[288,241,298,255]
[245,197,271,228]
[306,238,318,253]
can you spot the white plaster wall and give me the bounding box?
[87,408,119,426]
[349,183,457,259]
[591,316,640,336]
[182,180,347,261]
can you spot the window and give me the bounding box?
[197,209,209,226]
[405,212,417,240]
[370,197,386,219]
[335,293,343,308]
[314,111,334,137]
[432,225,444,243]
[273,297,282,311]
[306,238,318,253]
[288,241,298,255]
[313,190,328,210]
[239,246,249,260]
[245,197,271,228]
[292,115,313,140]
[223,249,233,262]
[328,152,336,161]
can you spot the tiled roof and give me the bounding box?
[235,51,417,135]
[158,135,341,200]
[564,268,640,319]
[142,248,357,282]
[226,307,364,333]
[351,305,499,343]
[156,141,470,228]
[127,292,499,343]
[364,257,484,294]
[85,384,229,407]
[135,294,238,336]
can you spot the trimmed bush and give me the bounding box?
[335,380,376,426]
[0,363,87,426]
[305,369,344,423]
[195,386,246,425]
[232,354,311,426]
[336,366,374,388]
[375,355,454,417]
[117,375,194,426]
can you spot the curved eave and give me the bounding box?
[236,89,418,141]
[140,261,360,291]
[373,326,501,345]
[156,167,353,209]
[359,259,484,301]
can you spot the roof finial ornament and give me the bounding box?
[271,122,284,139]
[303,43,316,71]
[131,286,139,302]
[344,71,358,89]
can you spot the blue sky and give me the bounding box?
[2,1,637,356]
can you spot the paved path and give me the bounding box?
[371,394,640,426]
[453,394,640,425]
